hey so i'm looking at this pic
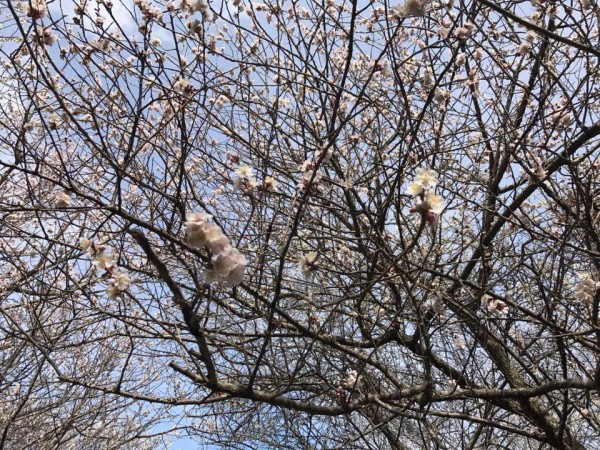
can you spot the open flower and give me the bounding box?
[55,192,71,207]
[184,212,248,286]
[185,212,212,248]
[41,28,58,46]
[298,252,317,278]
[91,251,116,271]
[482,295,508,316]
[107,270,131,299]
[204,224,231,254]
[80,239,92,253]
[575,273,597,304]
[424,193,444,214]
[407,168,438,195]
[234,164,258,192]
[223,257,247,286]
[235,164,254,179]
[212,247,247,286]
[408,168,443,224]
[264,176,278,189]
[414,168,438,187]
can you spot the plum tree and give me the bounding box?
[1,0,599,448]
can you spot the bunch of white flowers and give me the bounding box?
[336,369,360,404]
[299,160,321,191]
[55,192,71,208]
[81,239,114,270]
[185,213,247,286]
[482,295,508,316]
[26,0,48,19]
[180,0,209,15]
[264,176,278,190]
[390,0,430,18]
[574,273,598,304]
[407,168,444,224]
[107,270,131,299]
[234,164,258,192]
[38,28,58,46]
[173,78,193,95]
[298,251,317,279]
[80,239,131,298]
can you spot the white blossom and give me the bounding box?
[107,270,131,298]
[482,295,508,316]
[185,212,213,248]
[234,164,258,192]
[298,252,317,278]
[391,0,430,18]
[55,192,71,207]
[264,176,278,189]
[574,273,597,304]
[27,0,48,18]
[185,212,247,286]
[407,168,438,195]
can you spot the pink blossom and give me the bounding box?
[185,212,212,248]
[204,224,231,254]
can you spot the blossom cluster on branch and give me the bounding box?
[185,213,247,286]
[408,168,444,224]
[80,239,131,298]
[1,0,600,447]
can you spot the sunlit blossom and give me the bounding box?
[27,0,48,18]
[185,212,212,248]
[424,193,444,215]
[264,176,278,189]
[411,168,438,192]
[234,164,258,192]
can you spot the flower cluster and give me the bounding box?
[173,78,193,96]
[37,28,58,46]
[408,168,444,224]
[336,369,359,404]
[26,0,48,19]
[185,213,247,286]
[298,251,317,279]
[234,164,258,193]
[299,160,321,191]
[482,295,508,316]
[80,239,131,299]
[135,0,164,22]
[180,0,210,18]
[55,192,72,207]
[574,273,598,304]
[264,176,278,190]
[107,270,132,299]
[455,22,474,41]
[390,0,430,18]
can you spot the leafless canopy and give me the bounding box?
[1,0,600,448]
